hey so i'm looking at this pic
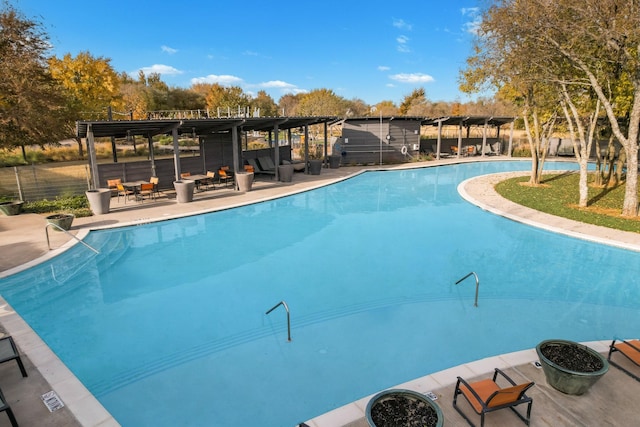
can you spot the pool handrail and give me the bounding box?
[455,271,479,307]
[266,301,291,342]
[45,223,99,254]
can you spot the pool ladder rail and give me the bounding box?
[455,272,479,307]
[266,300,291,342]
[45,223,99,254]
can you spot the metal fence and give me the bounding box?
[0,164,91,201]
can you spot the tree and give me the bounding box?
[463,0,640,215]
[373,100,398,116]
[296,88,348,116]
[251,90,277,117]
[278,93,302,116]
[49,51,123,156]
[0,2,69,161]
[399,88,428,115]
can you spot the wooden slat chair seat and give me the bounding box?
[453,368,534,427]
[608,339,640,381]
[116,183,135,203]
[138,183,155,201]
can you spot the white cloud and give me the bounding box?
[378,65,390,71]
[389,73,435,84]
[137,64,182,75]
[396,35,410,53]
[257,80,296,89]
[461,7,482,35]
[161,45,178,54]
[392,18,412,31]
[190,74,244,85]
[243,50,259,56]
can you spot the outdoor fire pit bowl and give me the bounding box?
[536,339,609,395]
[365,389,443,427]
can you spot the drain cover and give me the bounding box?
[41,391,64,412]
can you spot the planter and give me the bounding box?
[46,214,74,231]
[235,171,254,192]
[0,201,24,216]
[536,339,609,395]
[278,164,294,182]
[366,389,443,427]
[329,155,341,169]
[85,188,111,215]
[173,180,195,203]
[309,159,323,175]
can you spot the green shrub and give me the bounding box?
[23,195,92,218]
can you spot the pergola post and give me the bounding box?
[172,126,181,180]
[436,120,443,160]
[87,124,100,189]
[457,121,463,158]
[304,125,310,174]
[273,123,280,181]
[323,121,328,167]
[148,135,156,177]
[508,121,514,157]
[481,118,488,157]
[232,124,240,183]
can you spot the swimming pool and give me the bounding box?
[1,161,639,426]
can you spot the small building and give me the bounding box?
[339,117,422,165]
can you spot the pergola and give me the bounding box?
[76,116,340,189]
[422,116,516,159]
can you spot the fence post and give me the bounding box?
[13,166,24,201]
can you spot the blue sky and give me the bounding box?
[16,0,483,106]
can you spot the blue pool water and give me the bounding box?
[1,161,639,426]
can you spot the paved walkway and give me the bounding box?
[0,159,638,426]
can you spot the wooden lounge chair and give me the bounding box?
[453,368,534,427]
[608,338,640,381]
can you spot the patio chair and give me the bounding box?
[608,338,640,381]
[149,176,161,197]
[138,183,155,201]
[453,368,534,427]
[218,169,233,187]
[116,183,135,203]
[106,178,122,197]
[0,387,18,427]
[451,146,460,156]
[180,172,191,179]
[0,336,27,378]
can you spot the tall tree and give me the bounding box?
[399,88,428,116]
[251,90,277,117]
[49,51,123,155]
[296,88,347,116]
[278,93,302,116]
[463,0,640,215]
[0,2,69,161]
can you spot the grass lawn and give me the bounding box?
[495,172,640,233]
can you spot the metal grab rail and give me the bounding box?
[45,223,99,254]
[266,301,291,342]
[455,272,479,307]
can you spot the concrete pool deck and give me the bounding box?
[0,157,638,426]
